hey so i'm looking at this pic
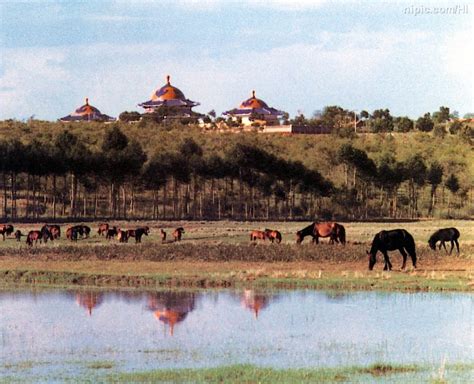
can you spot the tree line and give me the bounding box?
[0,125,469,221]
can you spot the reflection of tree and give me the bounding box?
[75,291,104,316]
[147,292,197,336]
[241,290,276,319]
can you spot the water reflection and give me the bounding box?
[240,289,277,318]
[75,291,104,316]
[147,292,197,335]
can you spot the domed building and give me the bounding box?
[59,98,115,122]
[138,75,200,118]
[223,90,284,127]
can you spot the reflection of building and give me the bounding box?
[223,90,284,127]
[241,289,271,319]
[138,75,200,117]
[75,291,104,316]
[147,292,196,336]
[59,98,115,122]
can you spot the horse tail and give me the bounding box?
[338,224,346,245]
[276,231,282,243]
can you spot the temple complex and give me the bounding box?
[138,75,200,118]
[223,90,284,127]
[59,98,115,122]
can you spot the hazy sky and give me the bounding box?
[1,0,473,121]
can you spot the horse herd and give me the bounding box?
[0,224,186,246]
[250,222,461,271]
[1,222,462,271]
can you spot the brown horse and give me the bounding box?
[134,226,149,243]
[264,229,282,243]
[106,227,118,240]
[0,224,14,240]
[26,230,42,246]
[117,230,129,243]
[15,230,24,242]
[98,223,109,236]
[173,227,185,242]
[41,225,60,240]
[250,230,266,242]
[160,229,167,243]
[296,222,346,245]
[66,227,79,241]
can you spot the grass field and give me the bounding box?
[0,219,472,291]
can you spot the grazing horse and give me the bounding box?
[160,229,167,243]
[134,226,150,243]
[428,227,460,255]
[81,225,91,238]
[41,225,60,240]
[296,222,345,245]
[173,227,185,242]
[250,230,266,242]
[106,227,118,240]
[98,223,109,236]
[264,229,282,243]
[15,230,24,242]
[66,227,79,241]
[367,229,417,271]
[0,224,14,240]
[26,230,42,246]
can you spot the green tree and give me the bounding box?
[370,109,394,132]
[416,113,434,132]
[432,106,450,123]
[394,116,413,132]
[427,161,443,216]
[445,173,460,217]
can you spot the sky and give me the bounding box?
[0,0,473,121]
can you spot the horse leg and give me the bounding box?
[441,241,448,253]
[382,251,392,271]
[449,241,455,255]
[454,239,460,254]
[399,248,408,269]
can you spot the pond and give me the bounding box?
[0,289,472,380]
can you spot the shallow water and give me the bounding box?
[0,289,472,380]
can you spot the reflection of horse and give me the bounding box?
[367,229,416,271]
[264,229,282,243]
[173,227,185,242]
[250,230,266,242]
[428,227,460,254]
[296,222,346,245]
[98,223,109,236]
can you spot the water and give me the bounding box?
[0,289,472,379]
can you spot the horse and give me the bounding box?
[81,225,91,238]
[134,226,150,243]
[66,227,78,241]
[40,226,53,243]
[250,230,266,242]
[0,224,14,240]
[296,222,346,245]
[173,227,185,242]
[41,225,60,240]
[106,227,118,240]
[428,227,460,254]
[15,230,24,242]
[117,230,128,243]
[26,230,42,246]
[160,229,167,243]
[367,229,417,271]
[98,223,109,236]
[264,229,282,243]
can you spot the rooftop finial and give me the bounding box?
[166,75,171,85]
[85,97,89,105]
[252,90,255,98]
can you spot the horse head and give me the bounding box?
[296,231,303,244]
[367,250,376,270]
[428,236,437,250]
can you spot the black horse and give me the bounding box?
[428,227,460,254]
[367,229,417,271]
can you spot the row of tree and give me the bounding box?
[0,126,467,221]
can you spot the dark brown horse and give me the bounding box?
[117,230,129,243]
[66,227,79,241]
[173,227,185,242]
[134,226,149,243]
[160,229,167,243]
[0,224,14,240]
[106,227,118,240]
[264,229,282,243]
[367,229,417,271]
[296,222,346,245]
[15,230,24,242]
[250,230,266,242]
[41,225,60,240]
[428,227,460,254]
